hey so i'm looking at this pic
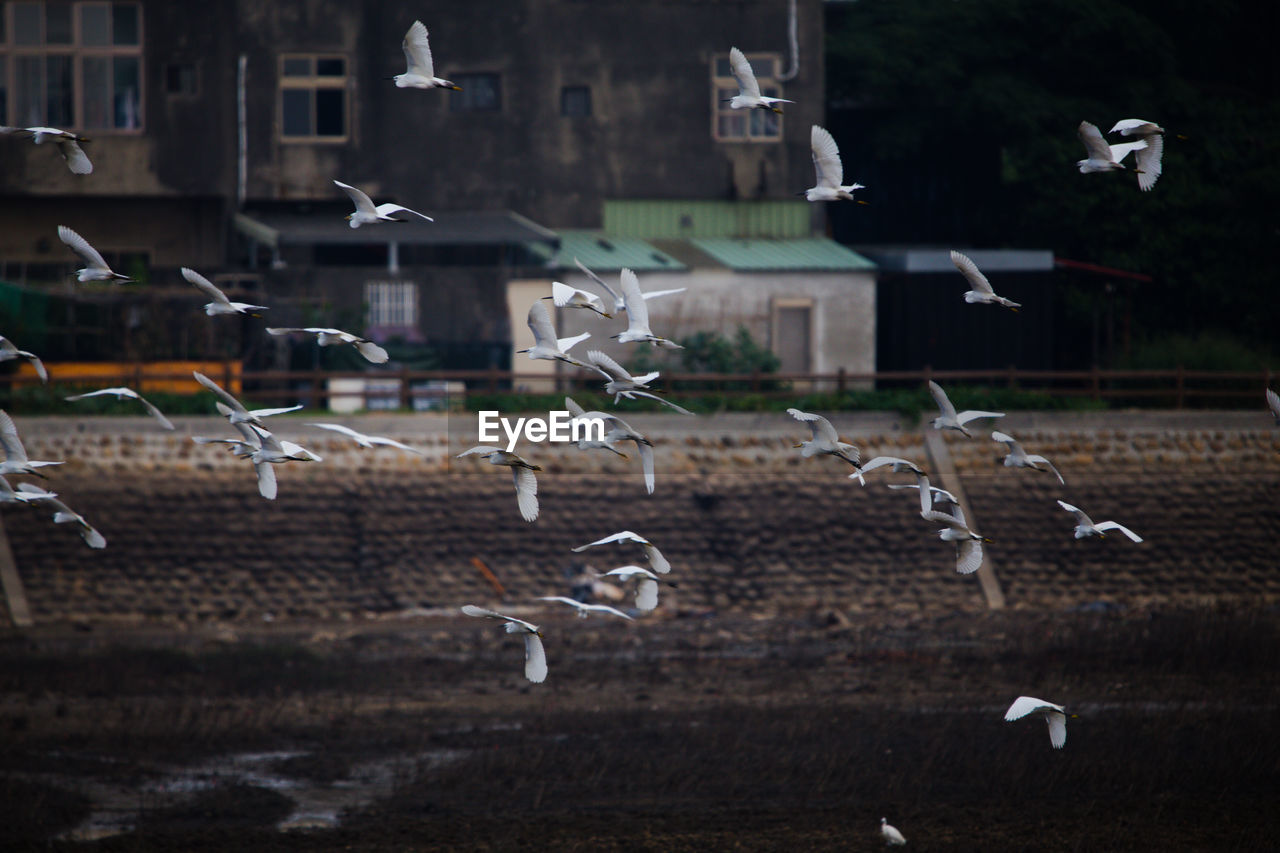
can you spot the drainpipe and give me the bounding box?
[237,54,247,207]
[778,0,799,81]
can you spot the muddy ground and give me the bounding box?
[0,606,1277,851]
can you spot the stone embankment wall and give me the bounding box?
[4,411,1277,627]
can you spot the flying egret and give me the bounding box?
[65,387,175,430]
[537,596,634,621]
[1109,118,1164,138]
[0,410,64,477]
[16,483,106,548]
[1267,389,1280,425]
[520,301,592,370]
[1105,120,1166,191]
[1076,120,1147,176]
[567,404,656,493]
[612,269,683,349]
[266,327,389,364]
[856,454,946,514]
[392,21,461,90]
[928,381,1005,437]
[564,397,627,458]
[547,280,612,319]
[1056,500,1142,542]
[1,126,92,174]
[0,336,48,383]
[787,408,861,469]
[456,446,540,522]
[461,605,547,683]
[888,480,959,515]
[181,267,268,316]
[586,350,693,415]
[57,225,133,282]
[573,530,671,574]
[922,503,990,574]
[848,455,927,490]
[990,431,1064,484]
[803,125,866,203]
[333,180,434,228]
[1004,696,1071,749]
[723,47,793,114]
[950,250,1020,311]
[224,423,322,500]
[880,817,907,846]
[193,371,303,427]
[305,423,423,455]
[574,258,685,316]
[0,476,55,504]
[601,565,673,613]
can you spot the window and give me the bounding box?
[0,2,142,131]
[279,54,347,140]
[560,85,590,117]
[365,280,418,329]
[449,73,500,112]
[712,52,782,142]
[164,62,197,96]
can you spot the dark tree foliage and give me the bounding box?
[826,0,1279,362]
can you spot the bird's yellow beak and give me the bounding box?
[450,85,463,91]
[771,107,784,114]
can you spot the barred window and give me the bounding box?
[365,280,418,329]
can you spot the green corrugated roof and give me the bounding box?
[604,200,810,239]
[690,238,877,271]
[547,231,686,272]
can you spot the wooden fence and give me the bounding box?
[3,363,1275,411]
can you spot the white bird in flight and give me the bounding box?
[803,125,866,203]
[600,565,672,613]
[880,817,907,846]
[266,327,389,364]
[461,605,547,683]
[547,281,612,319]
[1056,500,1142,542]
[586,350,693,415]
[57,225,133,282]
[991,431,1064,484]
[537,596,634,621]
[1005,696,1071,749]
[564,397,626,458]
[181,267,268,317]
[1109,119,1164,192]
[0,476,54,504]
[1076,120,1147,177]
[921,503,990,574]
[0,336,48,383]
[193,371,302,427]
[723,47,793,114]
[573,530,671,574]
[574,258,685,316]
[1,126,92,174]
[848,454,927,489]
[0,410,64,477]
[197,422,319,500]
[612,269,683,349]
[888,479,959,515]
[16,482,106,548]
[65,387,175,430]
[333,180,434,228]
[1267,389,1280,425]
[928,380,1005,437]
[520,301,592,370]
[567,404,657,493]
[456,447,540,522]
[950,250,1020,311]
[392,21,461,90]
[306,423,423,455]
[787,408,861,469]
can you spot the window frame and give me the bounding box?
[365,280,420,330]
[0,1,145,133]
[711,51,783,144]
[278,52,350,143]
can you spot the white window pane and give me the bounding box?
[113,56,139,128]
[282,88,311,135]
[112,2,139,45]
[14,3,42,45]
[16,56,43,125]
[81,4,110,46]
[82,56,111,128]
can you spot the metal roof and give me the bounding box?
[689,237,877,272]
[546,230,686,271]
[233,210,559,249]
[603,200,811,239]
[856,247,1054,274]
